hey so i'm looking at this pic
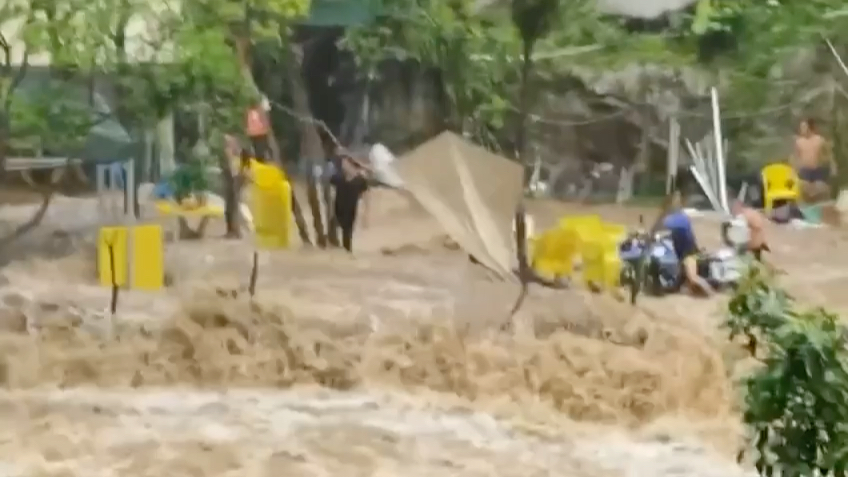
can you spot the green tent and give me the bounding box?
[80,115,135,164]
[303,0,378,27]
[12,70,135,165]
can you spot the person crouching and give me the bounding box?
[662,191,715,296]
[730,199,770,261]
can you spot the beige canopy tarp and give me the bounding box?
[395,131,523,280]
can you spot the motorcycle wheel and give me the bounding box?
[646,260,664,297]
[629,259,644,305]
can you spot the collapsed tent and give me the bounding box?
[394,131,523,280]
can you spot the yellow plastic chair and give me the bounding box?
[531,227,579,280]
[601,222,627,245]
[560,215,603,256]
[762,163,800,212]
[559,215,602,234]
[582,235,622,292]
[530,231,556,279]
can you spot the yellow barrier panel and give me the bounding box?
[250,161,292,249]
[98,227,128,287]
[97,224,164,290]
[132,225,165,290]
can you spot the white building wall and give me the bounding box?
[0,0,179,66]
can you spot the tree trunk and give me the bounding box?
[322,176,338,247]
[0,188,53,253]
[516,40,535,183]
[509,39,536,318]
[616,165,636,203]
[0,26,50,254]
[234,37,312,246]
[0,111,8,183]
[513,40,534,281]
[287,45,328,247]
[634,110,653,197]
[217,150,241,238]
[111,3,134,128]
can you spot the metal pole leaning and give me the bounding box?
[96,164,107,220]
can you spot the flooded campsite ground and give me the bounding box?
[0,188,843,476]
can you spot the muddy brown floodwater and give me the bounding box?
[1,189,842,476]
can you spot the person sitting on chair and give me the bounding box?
[662,191,715,296]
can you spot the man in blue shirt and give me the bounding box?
[662,192,714,296]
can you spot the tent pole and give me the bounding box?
[711,87,729,213]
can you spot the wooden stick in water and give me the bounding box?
[248,251,259,298]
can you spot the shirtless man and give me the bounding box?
[730,199,769,261]
[793,118,837,200]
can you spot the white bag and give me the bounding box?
[368,143,404,188]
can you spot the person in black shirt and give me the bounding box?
[331,153,370,252]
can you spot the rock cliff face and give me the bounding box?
[298,1,712,199]
[317,54,713,199]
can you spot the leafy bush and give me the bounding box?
[725,264,793,357]
[169,159,210,203]
[727,265,848,476]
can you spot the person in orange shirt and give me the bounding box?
[730,199,770,261]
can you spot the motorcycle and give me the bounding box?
[620,216,748,303]
[619,229,681,298]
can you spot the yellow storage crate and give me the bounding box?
[98,224,164,290]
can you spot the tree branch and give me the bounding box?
[0,188,54,252]
[1,15,32,112]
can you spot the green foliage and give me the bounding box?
[0,1,118,163]
[341,0,635,147]
[511,0,559,49]
[9,83,97,150]
[169,159,211,201]
[1,0,312,165]
[727,264,848,476]
[189,0,311,38]
[343,0,519,145]
[725,265,794,354]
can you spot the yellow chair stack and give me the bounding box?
[530,214,624,291]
